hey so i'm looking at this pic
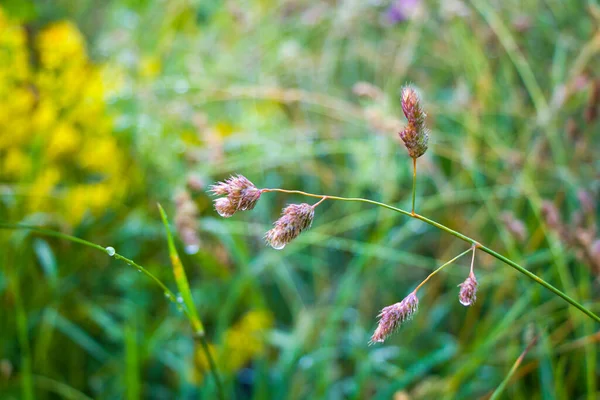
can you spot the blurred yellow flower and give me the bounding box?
[192,310,273,382]
[0,7,129,225]
[28,168,60,212]
[139,56,162,79]
[3,148,31,179]
[219,310,273,372]
[37,21,86,69]
[47,123,81,160]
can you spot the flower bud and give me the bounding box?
[458,273,478,306]
[210,174,262,217]
[265,203,314,250]
[370,292,419,344]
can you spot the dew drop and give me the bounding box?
[459,298,472,306]
[216,209,233,218]
[185,244,200,255]
[270,242,286,250]
[164,292,172,300]
[105,246,116,256]
[176,294,184,303]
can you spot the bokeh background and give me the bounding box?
[1,0,599,399]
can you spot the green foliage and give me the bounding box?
[1,0,599,399]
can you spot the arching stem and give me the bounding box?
[259,188,600,323]
[413,247,473,293]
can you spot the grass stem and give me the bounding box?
[197,335,224,399]
[414,247,473,292]
[490,336,538,400]
[261,189,600,323]
[0,223,177,302]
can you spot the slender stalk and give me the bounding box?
[312,196,328,208]
[470,246,476,275]
[158,204,205,336]
[260,189,600,323]
[197,335,224,399]
[490,336,538,400]
[157,205,224,400]
[412,157,417,215]
[261,189,414,218]
[414,247,473,292]
[12,270,34,400]
[0,223,178,301]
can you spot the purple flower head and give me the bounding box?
[386,0,420,24]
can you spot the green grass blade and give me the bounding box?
[157,204,224,400]
[490,336,538,400]
[157,203,204,336]
[33,375,93,400]
[13,273,34,400]
[125,323,141,400]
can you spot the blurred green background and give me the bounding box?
[1,0,599,399]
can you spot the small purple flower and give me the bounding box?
[386,0,420,24]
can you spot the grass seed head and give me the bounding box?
[370,292,419,344]
[210,174,262,216]
[458,273,478,306]
[265,203,314,250]
[214,197,236,218]
[399,86,429,159]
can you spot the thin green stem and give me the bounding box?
[470,246,476,275]
[490,336,538,400]
[12,269,34,400]
[0,223,178,305]
[158,204,205,336]
[412,157,417,215]
[197,335,224,399]
[261,189,414,218]
[414,247,473,292]
[260,189,600,324]
[157,205,224,400]
[312,196,328,208]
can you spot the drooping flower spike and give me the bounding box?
[458,273,478,306]
[370,291,419,344]
[458,246,478,306]
[265,203,314,250]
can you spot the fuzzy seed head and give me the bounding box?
[458,273,478,306]
[209,174,262,217]
[399,125,429,159]
[214,197,236,218]
[370,292,419,344]
[401,87,423,122]
[209,181,230,196]
[265,203,314,250]
[399,86,429,159]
